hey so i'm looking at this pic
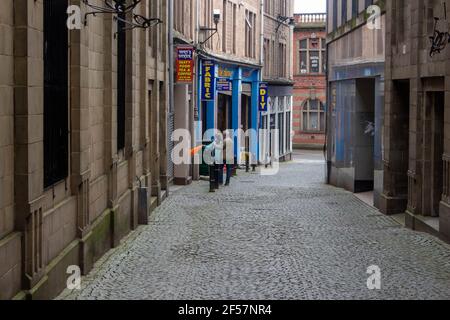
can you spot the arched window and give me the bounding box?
[302,99,325,132]
[299,36,326,74]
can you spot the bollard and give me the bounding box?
[214,163,221,190]
[209,164,215,193]
[246,153,250,173]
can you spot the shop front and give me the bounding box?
[196,58,261,169]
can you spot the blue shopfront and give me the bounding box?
[197,57,261,163]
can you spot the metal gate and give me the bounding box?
[44,0,69,188]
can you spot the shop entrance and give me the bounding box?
[218,93,231,133]
[241,85,252,158]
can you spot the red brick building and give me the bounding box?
[293,13,326,149]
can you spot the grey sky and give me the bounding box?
[294,0,327,14]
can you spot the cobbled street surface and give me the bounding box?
[58,151,450,300]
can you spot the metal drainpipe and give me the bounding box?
[260,0,264,81]
[168,0,174,117]
[325,10,331,184]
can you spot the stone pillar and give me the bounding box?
[125,17,139,230]
[139,2,151,222]
[70,0,92,274]
[159,79,169,194]
[14,0,46,290]
[174,84,192,185]
[251,76,260,164]
[70,0,91,237]
[440,73,450,239]
[232,68,242,158]
[150,80,161,203]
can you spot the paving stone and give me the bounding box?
[57,153,450,300]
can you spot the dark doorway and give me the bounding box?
[218,94,231,133]
[427,92,445,217]
[241,93,251,154]
[391,80,410,208]
[354,78,375,193]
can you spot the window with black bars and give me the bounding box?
[44,0,69,188]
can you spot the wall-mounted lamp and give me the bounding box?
[199,9,221,46]
[82,0,162,34]
[276,15,295,33]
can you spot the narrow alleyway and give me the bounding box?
[58,151,450,300]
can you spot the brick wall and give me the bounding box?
[292,22,326,149]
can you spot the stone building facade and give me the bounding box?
[196,0,263,167]
[0,0,169,300]
[172,0,198,185]
[293,13,327,150]
[383,0,450,242]
[326,0,386,207]
[261,0,295,162]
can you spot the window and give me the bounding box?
[222,0,227,52]
[232,4,237,54]
[264,38,270,76]
[332,0,338,30]
[245,10,256,58]
[302,99,325,132]
[117,12,126,150]
[278,43,287,77]
[44,0,69,188]
[341,0,348,24]
[298,37,326,74]
[352,0,359,18]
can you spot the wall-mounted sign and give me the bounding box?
[176,46,194,83]
[218,67,233,79]
[216,78,232,92]
[201,60,216,101]
[259,82,269,112]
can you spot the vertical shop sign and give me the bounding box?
[176,46,194,83]
[201,60,216,101]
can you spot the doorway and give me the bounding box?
[354,78,376,193]
[218,94,231,133]
[426,92,444,217]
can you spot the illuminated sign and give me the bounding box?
[259,82,269,112]
[201,60,216,101]
[176,46,194,83]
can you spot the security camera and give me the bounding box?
[213,9,221,25]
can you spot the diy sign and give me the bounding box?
[259,82,269,112]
